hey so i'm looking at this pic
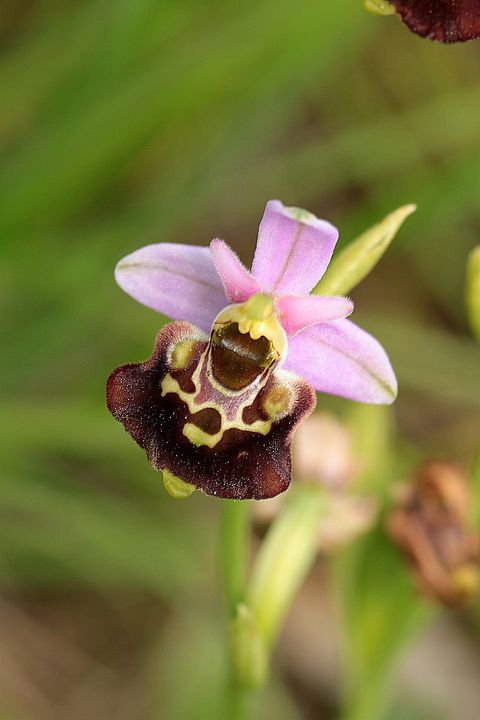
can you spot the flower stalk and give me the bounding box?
[221,500,250,616]
[220,485,330,702]
[220,501,253,720]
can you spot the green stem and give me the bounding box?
[220,499,250,616]
[220,489,328,708]
[340,669,397,720]
[220,500,251,720]
[225,681,250,720]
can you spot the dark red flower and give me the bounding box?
[391,0,480,43]
[107,314,315,500]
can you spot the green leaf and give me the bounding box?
[470,445,480,527]
[313,204,416,296]
[336,525,433,720]
[248,486,326,648]
[466,246,480,342]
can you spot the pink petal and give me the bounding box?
[251,200,339,295]
[284,318,397,404]
[115,243,227,332]
[210,239,261,303]
[276,295,353,336]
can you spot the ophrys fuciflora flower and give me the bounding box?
[107,200,397,500]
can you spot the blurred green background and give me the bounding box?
[1,1,480,718]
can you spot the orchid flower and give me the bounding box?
[365,0,480,43]
[107,200,397,500]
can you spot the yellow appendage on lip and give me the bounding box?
[262,383,290,419]
[170,339,198,370]
[162,469,196,498]
[363,0,395,16]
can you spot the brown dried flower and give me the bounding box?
[388,460,480,607]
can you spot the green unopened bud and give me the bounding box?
[466,246,480,342]
[363,0,395,15]
[229,603,267,689]
[313,204,416,296]
[162,469,196,499]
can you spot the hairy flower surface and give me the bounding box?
[107,200,397,500]
[368,0,480,42]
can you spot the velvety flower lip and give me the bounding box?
[390,0,480,43]
[115,199,397,405]
[107,320,316,500]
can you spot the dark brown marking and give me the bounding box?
[242,389,270,425]
[211,323,274,391]
[190,407,222,435]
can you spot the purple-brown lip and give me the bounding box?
[107,321,315,500]
[390,0,480,43]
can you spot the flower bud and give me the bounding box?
[253,413,377,551]
[316,495,378,551]
[387,461,480,607]
[292,412,357,490]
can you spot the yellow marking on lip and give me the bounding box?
[182,415,272,448]
[162,372,274,446]
[161,347,275,447]
[183,423,219,448]
[161,373,192,400]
